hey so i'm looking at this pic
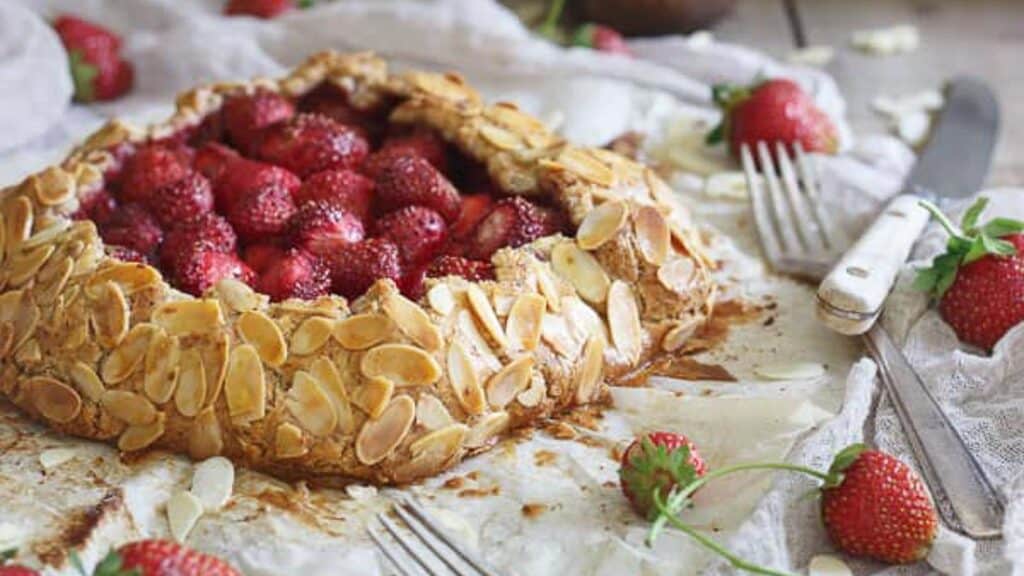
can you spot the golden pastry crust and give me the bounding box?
[0,51,715,485]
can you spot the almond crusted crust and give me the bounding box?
[0,52,715,484]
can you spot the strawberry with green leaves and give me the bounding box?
[76,539,240,576]
[52,15,133,103]
[536,0,631,56]
[0,549,38,576]
[619,432,706,519]
[915,197,1024,350]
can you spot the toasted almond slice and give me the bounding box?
[607,281,643,364]
[8,243,54,287]
[382,292,442,352]
[167,490,203,542]
[455,309,501,373]
[562,297,609,345]
[557,148,615,187]
[310,357,355,434]
[32,166,76,206]
[416,394,453,430]
[25,377,81,423]
[355,395,416,465]
[446,341,486,415]
[90,281,129,349]
[86,262,161,296]
[200,332,230,407]
[575,336,606,403]
[465,412,510,449]
[754,362,827,381]
[225,344,266,423]
[290,316,334,355]
[662,317,702,352]
[69,361,105,402]
[101,390,157,426]
[360,343,441,387]
[175,350,207,418]
[533,265,562,312]
[409,423,467,463]
[0,322,13,359]
[237,311,287,367]
[286,371,338,437]
[505,294,546,352]
[35,256,73,303]
[144,331,180,404]
[5,196,33,254]
[540,314,579,358]
[333,313,395,350]
[426,284,456,315]
[190,456,234,511]
[119,413,166,451]
[214,278,266,313]
[153,300,224,336]
[577,200,629,250]
[486,356,534,409]
[551,243,610,305]
[634,205,671,265]
[39,447,78,470]
[480,123,525,151]
[15,339,41,364]
[516,375,547,407]
[275,422,308,459]
[101,323,157,385]
[188,407,223,459]
[466,285,508,351]
[657,258,697,294]
[808,555,853,576]
[350,377,394,419]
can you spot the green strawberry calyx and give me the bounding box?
[620,436,702,521]
[706,82,757,146]
[914,197,1024,299]
[570,23,599,48]
[71,550,141,576]
[68,50,98,103]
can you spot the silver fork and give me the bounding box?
[741,141,1004,538]
[369,495,505,576]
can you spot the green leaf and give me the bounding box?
[963,236,989,264]
[704,122,725,146]
[68,51,98,103]
[959,197,989,233]
[982,217,1024,239]
[297,0,316,7]
[912,266,940,293]
[823,443,867,488]
[571,23,596,48]
[1,548,15,563]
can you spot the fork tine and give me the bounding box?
[378,513,444,576]
[756,141,802,254]
[401,496,502,576]
[742,144,783,267]
[369,523,423,576]
[392,501,476,576]
[793,142,848,249]
[774,142,826,254]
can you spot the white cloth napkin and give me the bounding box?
[0,2,1021,576]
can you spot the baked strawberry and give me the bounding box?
[450,193,493,240]
[147,172,214,227]
[915,197,1024,350]
[293,169,374,222]
[175,249,256,296]
[226,185,297,242]
[96,539,240,576]
[53,15,133,102]
[708,78,838,157]
[398,263,428,301]
[373,155,461,222]
[619,432,707,519]
[213,157,300,213]
[119,144,192,205]
[107,245,147,263]
[256,113,370,177]
[427,255,495,282]
[224,0,293,19]
[572,23,632,56]
[329,238,402,299]
[299,88,384,142]
[73,189,118,225]
[376,206,448,264]
[289,202,365,256]
[193,143,239,187]
[466,197,555,259]
[100,203,163,258]
[363,130,449,177]
[222,89,295,153]
[243,243,286,274]
[160,213,237,272]
[821,444,938,564]
[257,249,331,302]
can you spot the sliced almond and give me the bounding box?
[15,339,41,364]
[69,361,104,402]
[426,284,456,315]
[557,148,615,187]
[662,317,702,352]
[200,332,230,407]
[188,407,223,459]
[290,316,334,355]
[563,297,609,345]
[166,490,203,542]
[360,343,441,387]
[505,294,546,352]
[286,371,338,437]
[86,262,161,296]
[175,350,207,418]
[190,456,234,511]
[657,258,697,294]
[446,341,486,415]
[517,375,547,407]
[350,377,394,418]
[455,309,501,373]
[153,300,224,336]
[101,390,157,426]
[32,166,76,206]
[540,314,579,358]
[406,423,467,471]
[25,377,81,423]
[577,200,629,251]
[333,313,395,350]
[1,291,38,354]
[754,362,827,381]
[237,311,287,367]
[355,395,416,465]
[607,281,643,364]
[382,292,442,352]
[214,278,266,313]
[8,243,54,287]
[274,422,308,459]
[90,281,129,349]
[634,205,671,265]
[480,123,525,151]
[101,323,157,384]
[118,413,166,451]
[551,243,610,305]
[533,265,562,312]
[466,285,509,351]
[35,256,73,303]
[224,344,266,424]
[575,336,606,403]
[486,356,534,409]
[5,196,33,255]
[416,394,453,430]
[39,447,78,470]
[808,555,853,576]
[144,331,180,404]
[465,411,510,449]
[309,357,355,434]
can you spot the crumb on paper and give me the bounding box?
[851,24,919,56]
[544,421,577,440]
[521,503,547,518]
[457,485,500,498]
[534,449,558,466]
[787,45,835,67]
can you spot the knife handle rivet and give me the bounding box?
[846,266,869,278]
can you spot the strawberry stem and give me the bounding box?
[918,200,964,240]
[538,0,567,37]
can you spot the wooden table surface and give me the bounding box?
[716,0,1023,187]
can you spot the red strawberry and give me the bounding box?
[214,157,300,213]
[257,249,331,302]
[289,202,365,256]
[147,172,214,227]
[53,15,133,102]
[398,263,429,301]
[244,243,285,274]
[299,89,384,142]
[175,249,256,296]
[916,197,1024,350]
[160,213,237,272]
[119,145,192,205]
[226,185,297,242]
[100,203,163,257]
[363,130,449,177]
[373,155,460,222]
[450,193,493,240]
[222,89,295,153]
[572,23,632,56]
[328,238,402,300]
[107,245,147,263]
[709,78,838,157]
[821,445,938,564]
[466,197,555,259]
[293,169,374,222]
[193,143,239,187]
[256,113,370,177]
[376,206,448,265]
[619,432,707,519]
[0,549,37,576]
[97,539,240,576]
[427,255,495,282]
[73,189,118,225]
[224,0,293,19]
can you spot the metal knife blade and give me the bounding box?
[905,76,1000,201]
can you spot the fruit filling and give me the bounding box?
[75,85,569,302]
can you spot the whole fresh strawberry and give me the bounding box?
[466,197,557,260]
[119,145,192,205]
[915,197,1024,350]
[572,23,631,56]
[707,78,838,157]
[293,169,374,222]
[100,203,163,258]
[213,157,300,213]
[619,432,707,519]
[427,255,495,282]
[329,238,402,300]
[224,0,293,19]
[53,15,133,102]
[222,89,295,153]
[160,213,238,272]
[257,249,331,302]
[226,184,297,242]
[821,444,938,564]
[289,202,365,256]
[175,250,256,296]
[147,172,215,227]
[256,113,370,177]
[373,155,461,222]
[91,539,240,576]
[376,206,448,264]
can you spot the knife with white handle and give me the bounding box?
[817,77,1000,334]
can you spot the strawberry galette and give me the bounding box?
[0,52,715,484]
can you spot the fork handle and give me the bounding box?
[816,194,930,335]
